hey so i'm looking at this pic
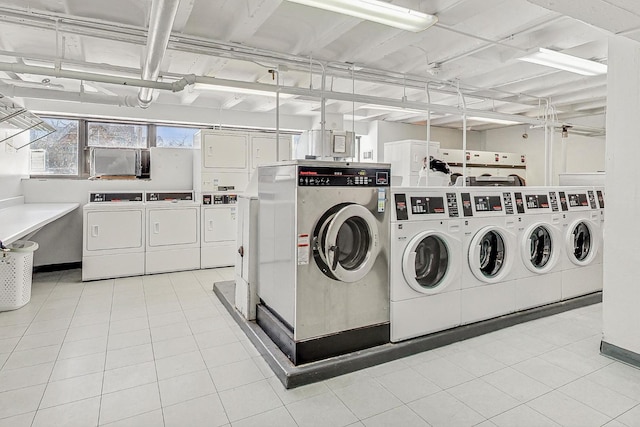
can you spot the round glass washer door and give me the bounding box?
[468,226,513,283]
[402,231,460,294]
[566,219,599,266]
[315,204,380,283]
[521,223,559,274]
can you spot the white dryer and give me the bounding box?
[145,191,200,275]
[557,187,602,299]
[511,188,563,311]
[200,193,237,269]
[390,188,462,342]
[82,192,145,281]
[459,189,519,324]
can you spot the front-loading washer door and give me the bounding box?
[316,204,380,283]
[522,223,559,274]
[566,219,599,266]
[468,226,512,283]
[402,231,460,294]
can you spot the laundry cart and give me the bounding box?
[0,240,39,311]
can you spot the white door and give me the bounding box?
[86,210,143,251]
[402,231,460,294]
[251,136,278,170]
[148,208,198,247]
[315,204,380,283]
[203,133,247,169]
[203,206,236,244]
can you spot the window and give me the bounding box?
[29,118,79,175]
[87,122,147,148]
[156,126,198,148]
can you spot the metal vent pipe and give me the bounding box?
[137,0,181,108]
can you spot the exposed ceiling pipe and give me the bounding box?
[138,0,181,108]
[0,83,139,107]
[0,62,194,92]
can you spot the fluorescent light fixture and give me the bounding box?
[192,83,294,98]
[518,48,607,76]
[361,104,443,116]
[285,0,438,32]
[468,116,520,125]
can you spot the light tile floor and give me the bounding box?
[0,268,637,426]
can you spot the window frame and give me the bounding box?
[28,115,300,179]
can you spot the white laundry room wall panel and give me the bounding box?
[0,132,29,200]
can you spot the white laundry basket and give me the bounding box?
[0,241,39,311]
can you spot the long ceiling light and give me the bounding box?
[285,0,438,32]
[467,116,521,125]
[518,48,607,76]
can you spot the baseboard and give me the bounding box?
[601,340,640,368]
[34,262,82,273]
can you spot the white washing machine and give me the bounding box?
[459,188,519,324]
[390,188,462,342]
[201,193,237,269]
[257,161,391,365]
[557,187,602,299]
[82,192,145,281]
[145,191,200,275]
[511,188,563,311]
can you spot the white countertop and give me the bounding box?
[0,202,79,245]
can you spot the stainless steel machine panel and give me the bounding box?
[258,161,390,342]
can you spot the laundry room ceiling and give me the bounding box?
[0,0,635,131]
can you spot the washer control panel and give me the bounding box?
[298,166,390,187]
[89,192,143,203]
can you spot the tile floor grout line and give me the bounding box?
[96,277,116,427]
[143,274,167,427]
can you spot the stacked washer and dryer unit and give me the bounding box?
[257,161,392,364]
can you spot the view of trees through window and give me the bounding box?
[29,118,205,176]
[30,118,79,175]
[88,122,147,148]
[156,126,197,148]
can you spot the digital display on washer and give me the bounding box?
[474,196,502,212]
[410,197,445,215]
[567,193,589,208]
[525,194,549,209]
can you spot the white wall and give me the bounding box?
[0,132,29,200]
[23,148,193,267]
[602,36,640,356]
[483,126,605,186]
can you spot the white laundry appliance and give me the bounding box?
[557,187,602,299]
[459,188,519,324]
[257,161,391,365]
[200,193,237,269]
[383,139,443,186]
[235,171,259,320]
[82,192,145,281]
[145,191,200,275]
[511,188,563,311]
[389,187,462,342]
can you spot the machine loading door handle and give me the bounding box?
[329,245,339,271]
[154,222,160,234]
[91,225,99,237]
[238,246,244,257]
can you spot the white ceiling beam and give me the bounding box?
[527,0,640,34]
[226,0,284,43]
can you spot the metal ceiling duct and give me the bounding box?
[137,0,181,108]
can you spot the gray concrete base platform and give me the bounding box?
[213,280,602,389]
